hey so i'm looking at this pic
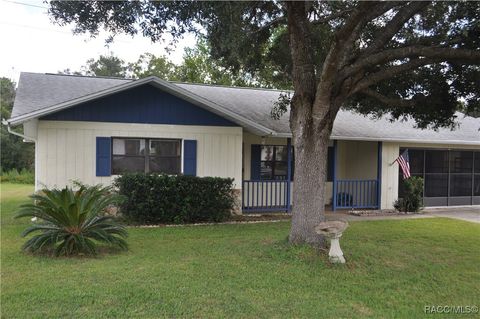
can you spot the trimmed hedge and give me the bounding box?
[114,174,235,224]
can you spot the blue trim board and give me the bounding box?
[42,84,238,127]
[183,140,197,176]
[332,140,338,211]
[96,137,111,176]
[250,144,261,179]
[377,141,383,209]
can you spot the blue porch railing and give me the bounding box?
[334,179,378,209]
[242,180,291,212]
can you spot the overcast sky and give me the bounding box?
[0,0,196,83]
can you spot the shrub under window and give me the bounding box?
[114,174,235,224]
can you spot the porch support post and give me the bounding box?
[377,141,383,209]
[286,137,292,212]
[332,140,338,211]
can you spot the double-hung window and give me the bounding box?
[112,138,181,175]
[257,144,333,181]
[260,145,292,180]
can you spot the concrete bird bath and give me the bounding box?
[315,220,349,264]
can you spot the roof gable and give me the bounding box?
[41,84,238,127]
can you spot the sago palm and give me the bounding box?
[15,184,128,256]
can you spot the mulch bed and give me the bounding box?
[230,213,291,222]
[130,213,292,228]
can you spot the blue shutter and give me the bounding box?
[251,144,261,180]
[96,137,111,176]
[327,146,334,182]
[183,140,197,176]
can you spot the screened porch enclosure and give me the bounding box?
[241,138,382,212]
[398,148,480,206]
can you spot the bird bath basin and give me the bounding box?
[315,220,349,264]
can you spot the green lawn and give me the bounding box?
[1,183,479,318]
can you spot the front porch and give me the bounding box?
[241,133,383,213]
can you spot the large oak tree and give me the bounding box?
[49,1,480,247]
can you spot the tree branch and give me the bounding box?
[351,57,440,95]
[315,2,380,101]
[311,8,353,25]
[343,45,480,78]
[324,2,404,105]
[253,16,286,34]
[360,89,417,107]
[360,1,430,58]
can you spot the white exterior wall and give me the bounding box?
[33,120,479,210]
[336,140,378,180]
[380,142,399,209]
[380,142,480,209]
[36,121,243,190]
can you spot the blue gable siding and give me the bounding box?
[41,84,238,126]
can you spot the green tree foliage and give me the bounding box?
[128,53,178,80]
[15,183,128,256]
[175,39,250,86]
[1,77,34,172]
[130,39,269,87]
[0,78,15,119]
[60,54,127,77]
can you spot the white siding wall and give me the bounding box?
[36,121,243,189]
[380,142,399,209]
[336,140,378,180]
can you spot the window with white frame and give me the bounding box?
[112,138,181,175]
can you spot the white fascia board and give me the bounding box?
[7,76,275,136]
[270,132,480,146]
[330,135,480,146]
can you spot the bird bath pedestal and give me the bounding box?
[315,221,349,264]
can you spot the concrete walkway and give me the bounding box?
[423,206,480,224]
[325,211,434,222]
[326,206,480,224]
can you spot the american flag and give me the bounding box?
[395,149,411,179]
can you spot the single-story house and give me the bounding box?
[6,72,480,212]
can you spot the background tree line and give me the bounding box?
[60,39,290,89]
[1,77,35,174]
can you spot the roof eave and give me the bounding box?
[269,132,480,146]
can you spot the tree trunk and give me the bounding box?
[288,107,333,249]
[285,1,336,248]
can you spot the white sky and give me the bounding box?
[0,0,196,83]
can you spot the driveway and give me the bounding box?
[326,206,480,224]
[423,206,480,224]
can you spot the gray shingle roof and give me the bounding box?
[10,72,480,145]
[12,72,132,118]
[177,82,480,145]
